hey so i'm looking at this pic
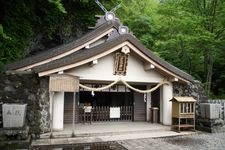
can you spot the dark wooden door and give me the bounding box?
[64,92,79,124]
[133,91,146,121]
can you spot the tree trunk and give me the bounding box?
[204,49,213,96]
[203,0,217,96]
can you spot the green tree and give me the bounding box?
[155,0,225,96]
[1,0,225,97]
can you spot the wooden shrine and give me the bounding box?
[170,97,196,132]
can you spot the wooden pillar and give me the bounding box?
[49,91,54,138]
[72,92,76,137]
[146,85,151,122]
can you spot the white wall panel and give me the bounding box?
[65,52,164,83]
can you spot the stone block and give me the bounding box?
[2,104,27,128]
[200,103,220,119]
[206,104,220,119]
[199,103,207,118]
[223,102,225,121]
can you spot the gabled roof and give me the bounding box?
[170,97,196,102]
[5,21,120,70]
[5,15,194,83]
[33,34,193,82]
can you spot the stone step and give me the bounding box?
[40,126,171,139]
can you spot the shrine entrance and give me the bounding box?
[64,84,134,123]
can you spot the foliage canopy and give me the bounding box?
[0,0,225,97]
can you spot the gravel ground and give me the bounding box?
[118,132,225,150]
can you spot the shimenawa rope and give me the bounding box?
[79,77,169,93]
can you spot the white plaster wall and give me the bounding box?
[65,52,164,83]
[162,82,173,125]
[53,92,64,130]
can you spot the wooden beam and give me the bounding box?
[90,59,98,67]
[95,15,103,18]
[144,63,155,70]
[88,27,95,29]
[170,77,179,82]
[58,71,64,74]
[85,45,90,49]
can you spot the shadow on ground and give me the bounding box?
[31,141,127,150]
[164,136,206,146]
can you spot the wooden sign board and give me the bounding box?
[114,52,128,75]
[49,74,79,92]
[110,107,120,118]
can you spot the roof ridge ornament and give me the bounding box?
[95,0,121,21]
[95,0,121,13]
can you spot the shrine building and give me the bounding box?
[5,11,193,132]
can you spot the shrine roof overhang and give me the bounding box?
[33,34,194,83]
[5,21,120,71]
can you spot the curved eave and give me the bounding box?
[5,21,120,71]
[34,34,193,83]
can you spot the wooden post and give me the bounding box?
[72,92,76,137]
[49,91,54,138]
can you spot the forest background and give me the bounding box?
[0,0,225,98]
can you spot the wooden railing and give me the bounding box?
[79,106,133,122]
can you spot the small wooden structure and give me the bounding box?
[170,97,196,132]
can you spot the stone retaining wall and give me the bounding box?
[173,80,208,117]
[0,72,50,139]
[173,80,225,132]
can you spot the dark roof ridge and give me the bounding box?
[34,34,193,82]
[5,21,120,70]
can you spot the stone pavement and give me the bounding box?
[32,130,196,148]
[32,122,197,149]
[118,138,182,150]
[119,132,225,150]
[40,122,171,138]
